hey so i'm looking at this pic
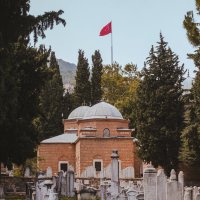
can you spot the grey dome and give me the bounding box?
[68,106,90,119]
[83,102,123,119]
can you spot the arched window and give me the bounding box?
[103,128,110,137]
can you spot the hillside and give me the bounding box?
[57,59,76,86]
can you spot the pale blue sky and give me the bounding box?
[30,0,196,75]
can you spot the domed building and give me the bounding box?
[38,102,142,178]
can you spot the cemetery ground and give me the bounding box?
[1,150,200,200]
[3,196,99,200]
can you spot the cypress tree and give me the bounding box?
[38,52,64,141]
[63,90,73,119]
[91,50,103,105]
[179,1,200,166]
[136,34,185,174]
[74,50,91,106]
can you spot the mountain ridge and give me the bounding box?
[57,58,76,86]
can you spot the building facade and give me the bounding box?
[38,102,142,178]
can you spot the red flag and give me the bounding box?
[99,22,112,36]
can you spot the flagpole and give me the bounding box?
[111,22,113,66]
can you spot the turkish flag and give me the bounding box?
[99,22,112,36]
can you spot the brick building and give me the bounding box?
[38,102,142,178]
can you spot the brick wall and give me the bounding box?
[75,141,81,177]
[64,120,78,132]
[78,119,131,137]
[38,143,75,174]
[77,138,136,176]
[38,137,142,177]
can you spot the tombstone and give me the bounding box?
[156,169,167,200]
[35,181,40,200]
[46,167,53,178]
[184,187,192,200]
[143,165,157,200]
[24,167,31,177]
[80,187,97,200]
[8,170,13,177]
[167,169,182,200]
[48,190,59,200]
[196,193,200,200]
[75,179,82,200]
[121,166,135,179]
[193,187,199,200]
[178,171,184,197]
[100,184,105,200]
[0,185,4,199]
[61,174,67,196]
[136,193,144,200]
[126,188,138,200]
[38,180,48,200]
[43,179,59,200]
[110,149,119,198]
[66,170,75,197]
[118,189,127,200]
[57,171,63,194]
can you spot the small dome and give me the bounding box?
[68,106,90,119]
[83,102,123,119]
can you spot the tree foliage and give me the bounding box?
[102,62,139,128]
[74,50,91,106]
[63,90,74,119]
[180,1,200,166]
[135,34,185,174]
[0,44,50,165]
[0,0,65,165]
[0,0,66,47]
[37,52,64,141]
[91,50,103,105]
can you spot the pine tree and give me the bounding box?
[38,52,64,141]
[74,50,91,106]
[136,34,185,174]
[180,1,200,166]
[91,50,103,105]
